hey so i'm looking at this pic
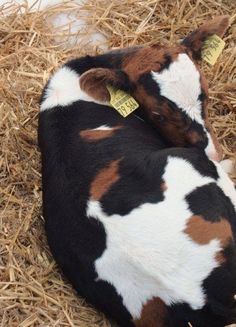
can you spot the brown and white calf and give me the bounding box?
[38,16,236,327]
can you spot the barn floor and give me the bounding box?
[0,0,236,326]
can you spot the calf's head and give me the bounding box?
[80,16,229,161]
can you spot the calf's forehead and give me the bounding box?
[122,46,181,78]
[122,48,204,122]
[151,53,203,124]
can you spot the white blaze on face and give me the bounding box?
[151,53,219,161]
[151,53,203,124]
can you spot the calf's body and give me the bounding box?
[38,57,236,327]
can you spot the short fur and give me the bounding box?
[38,17,236,327]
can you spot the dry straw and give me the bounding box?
[0,0,236,326]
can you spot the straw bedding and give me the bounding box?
[0,0,235,326]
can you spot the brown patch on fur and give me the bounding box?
[199,72,209,101]
[187,130,203,144]
[90,159,121,200]
[160,183,167,192]
[132,88,189,147]
[152,101,189,146]
[134,297,167,327]
[123,46,184,82]
[185,215,233,264]
[199,72,210,119]
[132,84,158,117]
[80,126,121,141]
[215,251,227,265]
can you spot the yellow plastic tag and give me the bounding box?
[202,34,225,65]
[107,85,139,117]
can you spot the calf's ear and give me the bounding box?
[80,68,132,102]
[182,16,230,60]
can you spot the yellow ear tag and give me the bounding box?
[201,34,225,65]
[107,85,139,117]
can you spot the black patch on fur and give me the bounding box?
[166,301,234,327]
[198,90,207,103]
[160,147,219,179]
[101,152,168,215]
[203,241,236,323]
[138,72,162,100]
[186,183,236,228]
[159,54,172,71]
[65,47,140,74]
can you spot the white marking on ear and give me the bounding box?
[40,66,105,111]
[86,157,221,318]
[151,53,203,125]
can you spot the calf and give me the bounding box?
[38,16,236,327]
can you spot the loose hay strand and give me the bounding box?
[0,0,236,326]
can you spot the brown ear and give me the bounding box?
[182,16,230,60]
[80,68,131,102]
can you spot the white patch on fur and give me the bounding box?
[151,54,202,124]
[92,125,114,131]
[151,54,221,161]
[40,66,104,111]
[87,157,221,318]
[204,131,218,160]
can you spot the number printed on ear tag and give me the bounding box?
[107,85,139,117]
[202,34,225,65]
